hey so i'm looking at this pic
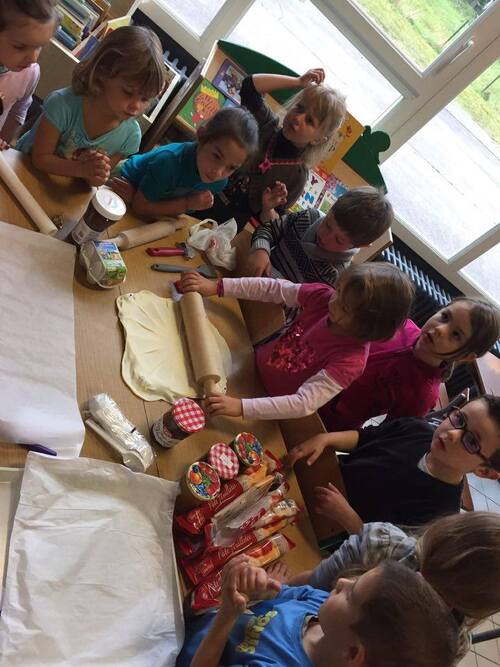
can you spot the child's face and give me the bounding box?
[196,137,248,183]
[282,101,325,148]
[328,288,355,336]
[430,399,500,477]
[317,214,354,253]
[317,568,379,659]
[415,301,473,361]
[0,17,54,71]
[100,77,151,121]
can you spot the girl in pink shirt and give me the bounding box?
[319,296,500,430]
[179,263,414,420]
[0,1,57,148]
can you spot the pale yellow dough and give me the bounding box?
[117,291,231,402]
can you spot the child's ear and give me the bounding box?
[473,465,500,481]
[345,643,365,667]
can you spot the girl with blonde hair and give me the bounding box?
[16,25,166,186]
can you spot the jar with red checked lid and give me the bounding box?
[208,443,239,480]
[151,398,205,448]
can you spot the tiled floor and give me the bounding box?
[458,479,500,666]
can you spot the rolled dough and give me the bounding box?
[117,291,231,402]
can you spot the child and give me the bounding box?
[0,0,57,149]
[179,262,414,420]
[16,25,166,186]
[319,296,500,431]
[176,557,459,667]
[111,106,259,219]
[245,186,394,285]
[287,395,500,526]
[198,69,347,232]
[272,512,500,662]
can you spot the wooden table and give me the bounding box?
[0,149,322,576]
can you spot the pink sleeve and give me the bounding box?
[222,277,301,307]
[241,370,343,420]
[297,282,335,307]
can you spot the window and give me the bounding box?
[153,0,226,36]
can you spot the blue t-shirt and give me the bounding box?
[120,141,227,202]
[16,87,141,159]
[176,585,328,667]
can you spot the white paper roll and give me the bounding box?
[0,152,57,235]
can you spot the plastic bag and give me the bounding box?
[188,218,237,270]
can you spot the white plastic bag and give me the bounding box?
[188,218,237,270]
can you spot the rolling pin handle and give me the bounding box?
[204,378,217,396]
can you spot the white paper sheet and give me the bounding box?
[0,453,184,666]
[0,221,84,456]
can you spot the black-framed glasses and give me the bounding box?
[448,407,493,468]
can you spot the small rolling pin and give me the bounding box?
[179,291,221,395]
[109,218,188,250]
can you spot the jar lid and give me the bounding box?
[173,398,205,433]
[186,461,221,501]
[208,443,239,479]
[232,432,263,467]
[91,187,126,221]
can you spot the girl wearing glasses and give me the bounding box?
[320,296,499,431]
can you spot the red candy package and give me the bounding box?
[175,532,205,559]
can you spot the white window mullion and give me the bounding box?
[448,225,500,272]
[198,0,255,58]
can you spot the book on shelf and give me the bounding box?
[212,58,245,105]
[177,79,225,131]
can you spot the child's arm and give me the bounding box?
[130,187,213,219]
[189,557,281,667]
[31,118,110,185]
[205,369,346,420]
[245,209,292,277]
[179,273,302,308]
[314,483,364,534]
[252,68,325,95]
[0,114,22,147]
[287,429,359,467]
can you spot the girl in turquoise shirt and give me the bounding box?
[16,25,165,187]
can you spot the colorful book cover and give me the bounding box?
[177,79,225,131]
[317,174,348,214]
[319,111,364,174]
[212,59,245,105]
[289,169,327,213]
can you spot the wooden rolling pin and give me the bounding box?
[0,152,57,235]
[180,291,221,395]
[109,217,188,250]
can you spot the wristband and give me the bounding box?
[216,279,224,297]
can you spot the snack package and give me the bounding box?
[253,499,299,529]
[182,516,294,585]
[175,531,205,560]
[175,465,269,535]
[204,479,289,550]
[189,533,295,613]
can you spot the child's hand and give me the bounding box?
[111,176,136,204]
[78,151,111,186]
[204,393,243,417]
[220,556,281,617]
[245,249,272,277]
[180,271,218,297]
[187,190,214,211]
[314,482,363,534]
[262,181,287,211]
[266,560,292,584]
[0,138,10,151]
[286,433,330,467]
[299,68,325,87]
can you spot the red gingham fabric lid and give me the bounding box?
[172,398,205,433]
[209,443,239,479]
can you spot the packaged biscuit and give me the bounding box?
[253,499,299,529]
[189,533,295,613]
[204,480,289,549]
[182,516,294,586]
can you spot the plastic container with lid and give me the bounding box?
[72,187,126,244]
[151,398,205,448]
